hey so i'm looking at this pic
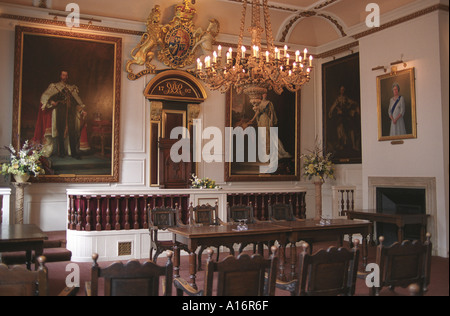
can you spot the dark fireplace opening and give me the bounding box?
[376,187,426,245]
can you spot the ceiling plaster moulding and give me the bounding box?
[276,10,347,44]
[219,0,341,12]
[218,0,297,12]
[0,2,148,35]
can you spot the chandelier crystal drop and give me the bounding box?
[195,0,313,98]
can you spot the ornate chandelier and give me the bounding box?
[195,0,313,98]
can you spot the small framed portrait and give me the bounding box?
[225,88,301,182]
[12,26,122,183]
[377,68,417,141]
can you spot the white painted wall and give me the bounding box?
[359,11,449,257]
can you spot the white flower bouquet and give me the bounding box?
[1,140,45,177]
[190,174,220,189]
[301,142,335,182]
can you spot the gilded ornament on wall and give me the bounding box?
[126,0,220,80]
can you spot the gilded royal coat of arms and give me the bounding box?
[126,0,220,80]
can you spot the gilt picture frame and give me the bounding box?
[225,88,301,182]
[322,53,362,164]
[377,68,417,141]
[12,26,121,183]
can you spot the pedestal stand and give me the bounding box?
[13,182,31,224]
[314,180,323,220]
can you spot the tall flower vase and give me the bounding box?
[314,177,324,221]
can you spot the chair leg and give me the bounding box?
[228,245,234,256]
[149,246,154,261]
[153,248,163,263]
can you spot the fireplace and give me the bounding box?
[376,187,426,244]
[368,177,436,249]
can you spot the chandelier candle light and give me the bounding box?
[195,0,313,99]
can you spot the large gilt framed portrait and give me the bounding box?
[377,68,417,141]
[12,26,121,183]
[225,88,301,182]
[322,53,361,164]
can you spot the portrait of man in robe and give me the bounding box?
[12,26,121,183]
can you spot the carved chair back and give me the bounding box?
[296,240,360,296]
[269,202,295,221]
[372,233,432,296]
[227,203,255,224]
[174,246,279,296]
[189,202,222,226]
[0,256,48,296]
[87,252,173,296]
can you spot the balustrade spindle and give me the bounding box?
[351,190,355,210]
[133,196,139,229]
[68,195,72,229]
[124,196,130,230]
[85,195,91,231]
[96,196,101,231]
[142,196,149,229]
[105,196,111,230]
[346,190,351,211]
[115,196,121,230]
[76,196,82,231]
[340,190,345,216]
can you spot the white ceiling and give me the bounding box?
[0,0,423,47]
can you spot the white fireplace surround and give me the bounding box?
[368,177,437,253]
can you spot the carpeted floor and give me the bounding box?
[39,231,449,297]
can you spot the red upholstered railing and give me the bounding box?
[67,191,307,231]
[68,194,190,231]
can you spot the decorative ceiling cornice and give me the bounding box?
[0,13,143,36]
[353,4,448,40]
[224,0,297,12]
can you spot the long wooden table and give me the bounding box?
[0,224,48,270]
[170,222,289,290]
[169,219,371,289]
[274,219,370,280]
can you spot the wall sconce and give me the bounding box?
[371,65,387,73]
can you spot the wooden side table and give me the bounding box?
[0,224,47,270]
[346,210,429,243]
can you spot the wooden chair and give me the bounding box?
[276,240,360,296]
[189,202,224,226]
[227,202,257,253]
[189,202,234,269]
[268,202,300,222]
[85,252,173,296]
[174,246,279,296]
[149,204,189,263]
[0,256,78,296]
[268,201,305,256]
[370,233,432,296]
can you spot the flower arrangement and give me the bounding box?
[190,174,220,189]
[1,140,45,177]
[301,142,335,182]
